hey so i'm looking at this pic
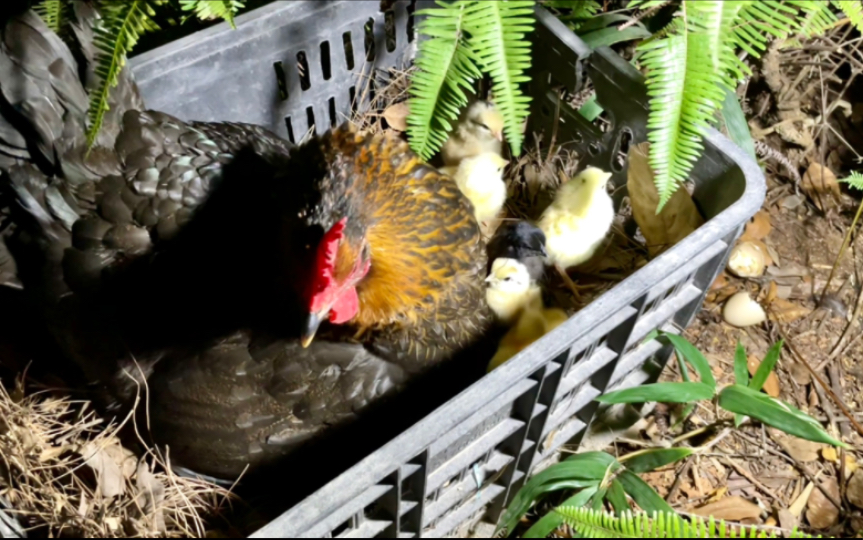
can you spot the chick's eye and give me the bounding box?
[504,277,512,282]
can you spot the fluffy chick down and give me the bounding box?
[442,152,509,224]
[441,100,505,167]
[539,167,614,269]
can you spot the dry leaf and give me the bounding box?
[38,445,68,463]
[805,478,840,529]
[741,210,772,242]
[778,508,798,531]
[768,298,812,324]
[692,496,762,521]
[789,482,815,517]
[766,281,779,304]
[747,355,780,398]
[79,442,131,499]
[847,470,863,509]
[846,455,859,478]
[802,163,841,210]
[382,102,409,132]
[627,142,704,258]
[769,429,823,463]
[789,362,811,385]
[822,447,838,463]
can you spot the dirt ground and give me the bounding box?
[588,25,863,538]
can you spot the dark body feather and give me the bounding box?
[1,8,493,480]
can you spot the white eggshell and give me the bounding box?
[723,292,767,328]
[727,241,767,278]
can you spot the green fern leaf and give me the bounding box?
[33,0,69,34]
[463,0,535,157]
[407,1,481,161]
[179,0,245,29]
[554,508,816,538]
[731,1,800,65]
[791,1,840,37]
[86,1,160,150]
[834,0,863,32]
[840,171,863,191]
[639,1,742,210]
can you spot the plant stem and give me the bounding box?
[820,195,863,302]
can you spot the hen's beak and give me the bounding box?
[301,312,324,348]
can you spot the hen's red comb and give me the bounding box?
[309,218,347,310]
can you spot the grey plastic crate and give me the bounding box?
[129,1,765,537]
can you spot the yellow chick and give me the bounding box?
[539,167,614,270]
[442,152,509,224]
[441,100,505,167]
[485,258,542,325]
[487,294,568,372]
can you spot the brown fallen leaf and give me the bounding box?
[627,142,704,258]
[789,362,811,385]
[691,496,762,521]
[383,102,409,132]
[768,429,823,463]
[805,478,840,529]
[802,163,841,210]
[747,355,780,398]
[741,210,772,242]
[778,508,798,531]
[768,298,812,324]
[847,470,863,509]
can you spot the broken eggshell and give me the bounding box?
[723,292,767,328]
[727,241,767,278]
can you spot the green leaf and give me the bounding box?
[835,0,863,32]
[179,0,244,28]
[733,342,749,387]
[719,385,848,448]
[840,171,863,191]
[497,452,618,536]
[750,340,783,393]
[33,0,69,34]
[86,1,161,150]
[522,486,599,539]
[407,1,481,160]
[606,480,630,515]
[463,0,535,156]
[597,382,715,404]
[590,487,609,511]
[639,2,744,210]
[553,507,814,538]
[578,95,604,122]
[662,333,716,389]
[617,470,675,514]
[579,25,653,49]
[623,448,694,474]
[720,87,757,161]
[576,13,634,32]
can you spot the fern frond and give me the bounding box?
[840,171,863,191]
[463,0,535,157]
[555,508,817,538]
[791,1,840,37]
[834,0,863,32]
[731,1,799,65]
[407,1,481,161]
[542,1,602,22]
[33,0,69,34]
[179,0,245,29]
[86,1,160,150]
[639,2,742,210]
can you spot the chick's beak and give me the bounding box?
[301,312,324,348]
[492,130,503,142]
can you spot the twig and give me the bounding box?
[734,432,843,511]
[719,456,782,502]
[619,1,671,31]
[771,320,863,438]
[665,457,694,503]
